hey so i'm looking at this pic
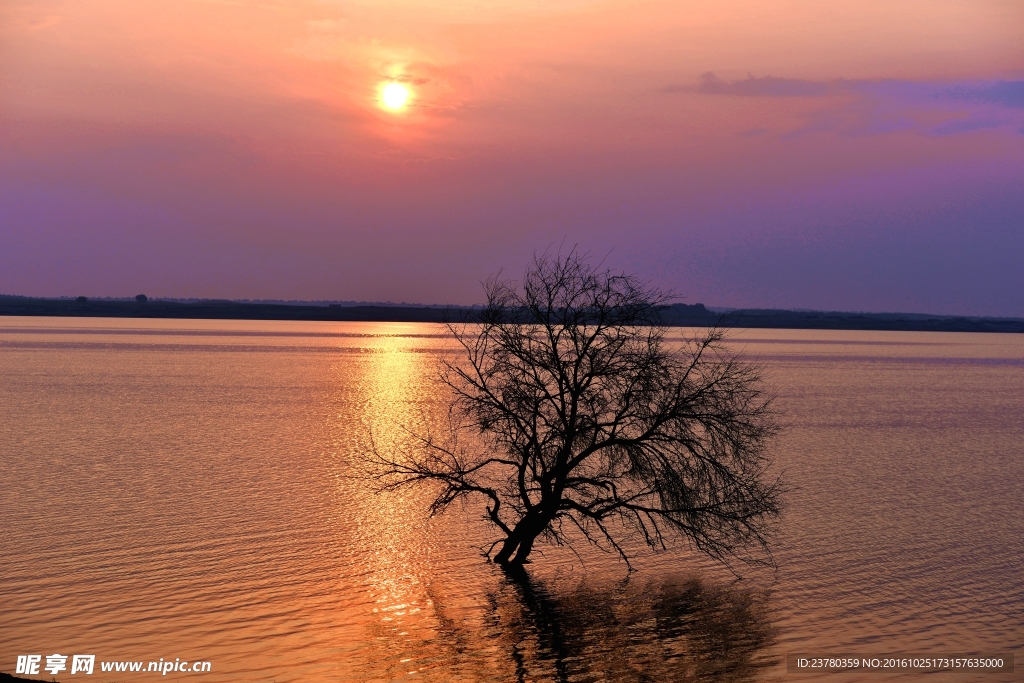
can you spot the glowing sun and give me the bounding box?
[380,82,410,111]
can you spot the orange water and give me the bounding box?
[1,318,1021,682]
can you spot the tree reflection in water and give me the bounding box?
[359,570,778,682]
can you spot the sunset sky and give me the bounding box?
[2,0,1022,315]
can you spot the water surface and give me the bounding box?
[1,318,1021,681]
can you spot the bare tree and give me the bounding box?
[373,251,782,571]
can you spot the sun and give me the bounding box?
[380,82,410,111]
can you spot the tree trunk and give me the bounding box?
[493,512,549,566]
[510,533,537,565]
[492,534,520,565]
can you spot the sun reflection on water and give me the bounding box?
[326,326,451,676]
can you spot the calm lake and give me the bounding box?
[1,318,1021,682]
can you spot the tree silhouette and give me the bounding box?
[373,251,782,570]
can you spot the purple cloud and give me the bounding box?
[673,73,1024,137]
[943,80,1024,109]
[677,74,1024,106]
[931,118,1007,135]
[664,72,832,97]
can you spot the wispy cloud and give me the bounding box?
[943,81,1024,109]
[668,73,1024,137]
[931,118,1007,135]
[664,72,831,97]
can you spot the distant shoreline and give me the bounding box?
[1,296,1022,333]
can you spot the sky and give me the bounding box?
[1,0,1022,316]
